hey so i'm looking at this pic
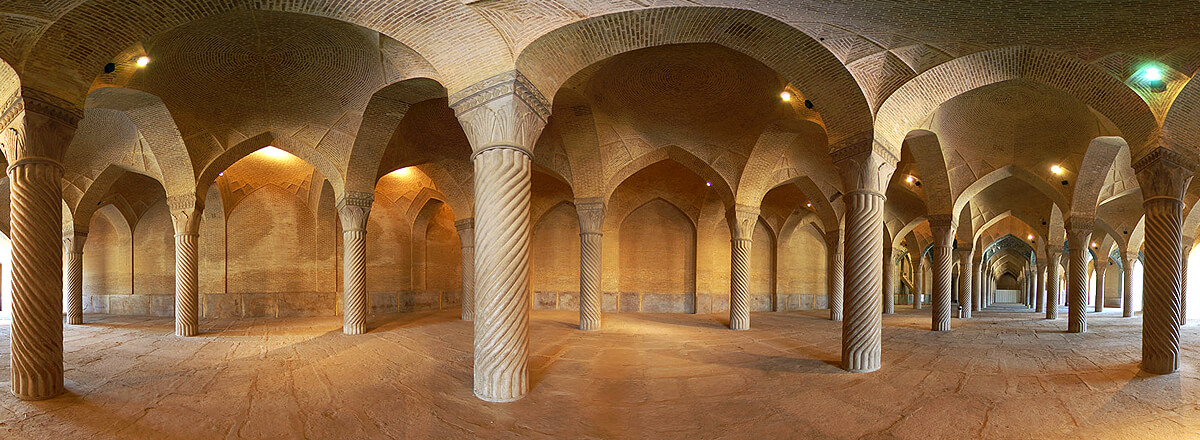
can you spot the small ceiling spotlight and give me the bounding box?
[780,91,792,102]
[1050,165,1064,175]
[1091,242,1098,248]
[259,145,290,159]
[705,181,712,187]
[1138,66,1167,93]
[218,171,224,177]
[136,56,150,67]
[905,175,914,183]
[1027,234,1034,240]
[390,167,412,177]
[805,202,812,207]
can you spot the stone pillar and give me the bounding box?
[929,216,955,331]
[1046,250,1062,319]
[972,257,982,312]
[1133,148,1194,374]
[63,230,87,325]
[1181,242,1191,325]
[882,245,895,315]
[728,205,758,330]
[456,219,475,321]
[1123,253,1137,317]
[957,248,973,318]
[452,70,548,401]
[5,97,77,400]
[825,230,844,320]
[1095,260,1107,313]
[914,265,924,310]
[576,199,604,331]
[337,193,372,335]
[167,195,203,337]
[1036,263,1046,313]
[832,143,896,372]
[1066,219,1093,333]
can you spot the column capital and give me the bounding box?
[1046,248,1064,263]
[450,70,549,153]
[337,191,374,232]
[928,214,956,247]
[63,230,87,253]
[727,204,759,241]
[575,197,605,234]
[1124,252,1140,267]
[455,217,474,248]
[832,140,898,196]
[167,193,204,236]
[1065,217,1094,249]
[455,217,474,231]
[823,229,841,249]
[1134,146,1196,201]
[1,91,79,164]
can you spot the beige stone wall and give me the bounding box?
[619,199,697,313]
[131,200,175,316]
[531,202,580,311]
[82,205,132,313]
[778,224,828,311]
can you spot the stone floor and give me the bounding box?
[1,305,1198,439]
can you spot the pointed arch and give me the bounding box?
[344,77,448,196]
[84,87,192,196]
[196,131,345,205]
[953,164,1070,218]
[1070,136,1127,219]
[605,145,735,209]
[903,130,953,215]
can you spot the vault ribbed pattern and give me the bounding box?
[1142,199,1182,373]
[174,234,199,336]
[841,192,883,372]
[472,147,532,402]
[9,161,66,400]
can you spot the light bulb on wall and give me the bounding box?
[136,56,150,67]
[1050,165,1064,175]
[705,181,712,187]
[780,91,792,102]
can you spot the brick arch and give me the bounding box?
[411,162,472,221]
[903,130,953,216]
[196,131,345,206]
[0,60,19,129]
[344,77,448,196]
[737,120,836,209]
[953,164,1070,220]
[1070,136,1128,220]
[18,2,507,110]
[71,164,163,233]
[516,6,872,150]
[973,211,1044,248]
[84,86,192,197]
[892,217,929,250]
[876,46,1158,158]
[604,146,735,210]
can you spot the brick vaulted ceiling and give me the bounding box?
[6,0,1200,253]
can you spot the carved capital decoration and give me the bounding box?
[1065,216,1094,249]
[831,139,898,195]
[928,214,956,247]
[337,192,374,232]
[1134,146,1197,202]
[63,230,87,253]
[727,204,760,241]
[575,197,605,234]
[167,193,204,236]
[450,71,550,153]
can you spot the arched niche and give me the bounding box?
[618,198,697,313]
[531,202,581,311]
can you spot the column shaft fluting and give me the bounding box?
[826,231,844,320]
[64,232,86,325]
[472,147,533,401]
[9,159,66,400]
[841,190,885,371]
[914,268,923,310]
[174,233,199,336]
[728,207,757,330]
[1123,258,1136,318]
[576,201,604,330]
[972,259,982,312]
[1036,265,1046,313]
[1142,198,1184,373]
[882,247,894,314]
[930,219,955,331]
[457,220,475,321]
[1181,245,1190,325]
[1095,263,1106,313]
[1066,224,1092,333]
[1046,252,1062,319]
[958,250,973,318]
[337,194,372,335]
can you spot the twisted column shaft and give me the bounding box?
[1095,263,1106,313]
[337,194,372,336]
[913,268,923,310]
[1066,223,1092,333]
[457,220,475,321]
[1036,265,1046,313]
[63,232,86,325]
[472,147,532,401]
[958,250,973,318]
[174,234,199,336]
[1181,245,1190,325]
[1046,252,1062,319]
[841,190,884,371]
[882,247,894,314]
[728,206,757,330]
[9,160,66,400]
[577,200,604,331]
[930,221,955,331]
[972,260,982,312]
[826,231,844,320]
[1123,259,1136,317]
[1142,198,1184,373]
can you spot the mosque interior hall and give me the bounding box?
[2,1,1200,439]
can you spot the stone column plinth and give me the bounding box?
[1133,147,1194,374]
[63,231,87,325]
[1066,219,1093,333]
[929,216,955,331]
[456,219,475,321]
[825,230,844,320]
[576,199,604,331]
[1046,250,1062,319]
[833,144,896,372]
[337,194,372,335]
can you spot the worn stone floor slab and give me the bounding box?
[1,306,1198,439]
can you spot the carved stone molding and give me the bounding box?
[832,141,898,196]
[1134,147,1197,201]
[728,205,760,241]
[337,192,374,232]
[575,197,605,235]
[451,71,550,152]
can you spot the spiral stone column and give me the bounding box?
[1123,253,1137,317]
[972,257,982,312]
[832,144,896,372]
[929,216,956,331]
[1046,250,1062,319]
[1181,242,1191,325]
[1133,148,1194,374]
[1095,260,1107,313]
[456,219,475,321]
[452,70,549,401]
[167,195,203,337]
[1066,220,1093,333]
[882,245,895,314]
[1035,264,1046,313]
[914,265,924,310]
[728,206,758,330]
[576,199,605,331]
[63,231,87,325]
[5,98,78,400]
[825,230,844,320]
[337,194,372,335]
[957,248,973,318]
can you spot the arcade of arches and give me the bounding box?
[1,2,1200,438]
